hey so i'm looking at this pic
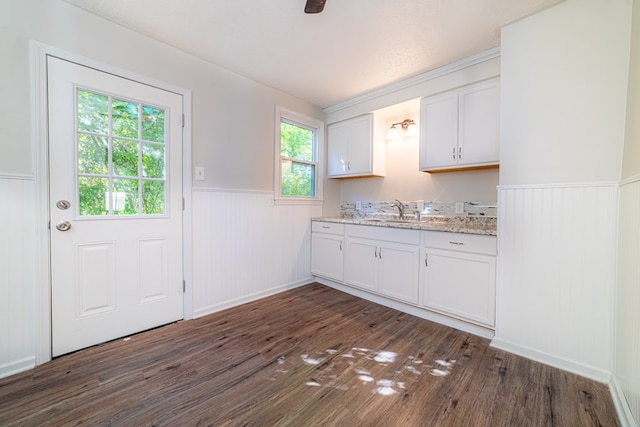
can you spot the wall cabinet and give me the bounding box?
[311,222,344,282]
[420,78,499,172]
[327,114,385,178]
[421,231,496,327]
[344,225,420,304]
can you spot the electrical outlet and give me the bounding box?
[455,202,465,214]
[355,201,362,210]
[195,166,205,181]
[417,200,425,212]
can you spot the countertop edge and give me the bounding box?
[312,217,497,236]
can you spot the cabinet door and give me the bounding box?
[423,248,495,327]
[419,91,458,170]
[345,115,374,175]
[458,80,499,167]
[327,121,350,177]
[311,233,344,282]
[378,242,420,304]
[344,237,378,291]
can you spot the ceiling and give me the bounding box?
[64,0,565,109]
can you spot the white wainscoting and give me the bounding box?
[612,176,640,426]
[0,176,36,378]
[191,188,321,318]
[492,182,618,382]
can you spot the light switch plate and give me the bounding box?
[195,166,205,181]
[355,201,362,210]
[455,202,465,214]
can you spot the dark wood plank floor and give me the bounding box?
[0,283,619,426]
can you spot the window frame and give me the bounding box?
[274,106,324,205]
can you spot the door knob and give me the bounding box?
[56,221,72,231]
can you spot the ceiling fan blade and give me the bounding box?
[305,0,326,14]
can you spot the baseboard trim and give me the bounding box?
[490,338,611,383]
[609,375,637,427]
[0,356,36,380]
[192,278,314,319]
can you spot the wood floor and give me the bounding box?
[0,283,619,427]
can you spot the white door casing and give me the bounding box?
[48,57,184,357]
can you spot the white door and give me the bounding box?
[48,57,184,357]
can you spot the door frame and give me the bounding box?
[31,42,194,365]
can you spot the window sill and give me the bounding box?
[274,197,323,206]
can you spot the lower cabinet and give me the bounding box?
[421,231,496,327]
[310,222,344,282]
[311,221,497,333]
[344,225,420,305]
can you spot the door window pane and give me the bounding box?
[77,134,108,175]
[142,143,165,178]
[77,90,108,134]
[78,177,109,216]
[112,139,139,177]
[76,89,168,217]
[142,106,165,143]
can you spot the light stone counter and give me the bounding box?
[312,215,497,236]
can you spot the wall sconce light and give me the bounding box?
[387,119,417,139]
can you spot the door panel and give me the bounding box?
[48,57,184,356]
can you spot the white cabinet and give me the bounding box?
[311,222,344,282]
[421,231,496,327]
[420,78,499,172]
[327,114,385,178]
[344,225,420,304]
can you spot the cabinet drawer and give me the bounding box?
[421,230,496,255]
[312,221,345,235]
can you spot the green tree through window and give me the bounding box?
[280,121,316,197]
[76,89,167,216]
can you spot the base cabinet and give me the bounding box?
[421,231,496,327]
[345,237,420,304]
[311,222,344,282]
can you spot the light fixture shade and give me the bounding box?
[387,125,400,139]
[406,121,418,136]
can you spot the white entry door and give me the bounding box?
[48,57,184,357]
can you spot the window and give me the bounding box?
[275,107,323,203]
[76,88,167,217]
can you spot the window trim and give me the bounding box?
[274,106,324,205]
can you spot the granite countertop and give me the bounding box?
[312,215,497,236]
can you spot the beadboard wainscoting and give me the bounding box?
[612,175,640,426]
[191,188,321,318]
[493,182,618,382]
[0,176,36,378]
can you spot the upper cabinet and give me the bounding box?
[419,78,500,172]
[327,114,385,178]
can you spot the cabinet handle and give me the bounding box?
[449,241,464,246]
[347,161,351,171]
[374,247,378,258]
[425,254,428,267]
[322,226,330,229]
[339,241,342,251]
[458,146,462,159]
[379,248,382,259]
[452,147,456,160]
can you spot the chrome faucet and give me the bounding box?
[391,199,405,220]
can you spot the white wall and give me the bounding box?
[494,0,631,383]
[0,0,326,377]
[614,1,640,424]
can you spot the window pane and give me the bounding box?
[112,179,139,215]
[112,99,139,138]
[281,160,315,197]
[78,133,108,175]
[142,143,165,178]
[142,181,165,214]
[77,90,109,134]
[281,122,313,161]
[78,177,109,216]
[112,139,139,177]
[142,106,165,143]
